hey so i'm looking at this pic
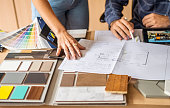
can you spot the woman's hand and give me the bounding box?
[56,30,85,60]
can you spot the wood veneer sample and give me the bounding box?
[76,73,107,86]
[105,74,128,94]
[24,73,49,84]
[29,61,42,72]
[0,73,5,82]
[60,74,75,86]
[40,61,54,72]
[26,86,44,100]
[1,73,26,84]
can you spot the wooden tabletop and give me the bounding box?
[0,31,170,108]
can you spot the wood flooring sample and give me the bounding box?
[76,73,106,86]
[60,74,75,86]
[26,86,44,100]
[105,74,128,94]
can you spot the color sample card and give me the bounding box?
[60,74,75,86]
[40,61,53,72]
[0,86,14,99]
[29,61,42,72]
[24,73,49,84]
[1,73,26,84]
[0,24,37,49]
[10,86,29,100]
[76,73,107,86]
[26,86,44,100]
[0,59,57,103]
[55,71,125,105]
[0,61,21,71]
[18,61,32,72]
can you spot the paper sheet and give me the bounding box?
[59,39,125,74]
[113,41,169,80]
[59,30,170,80]
[95,30,141,42]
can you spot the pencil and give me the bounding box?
[124,17,135,40]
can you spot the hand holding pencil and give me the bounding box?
[110,17,134,40]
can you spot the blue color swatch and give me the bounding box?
[10,86,29,100]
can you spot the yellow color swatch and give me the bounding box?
[0,86,14,99]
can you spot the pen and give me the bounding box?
[124,17,135,40]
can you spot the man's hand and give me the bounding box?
[110,18,134,40]
[142,13,170,28]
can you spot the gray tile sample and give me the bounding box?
[24,73,49,84]
[1,73,26,84]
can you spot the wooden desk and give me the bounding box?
[0,31,170,108]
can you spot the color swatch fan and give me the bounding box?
[0,18,54,50]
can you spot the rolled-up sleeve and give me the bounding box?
[105,0,129,25]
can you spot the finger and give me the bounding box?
[150,25,160,28]
[70,38,86,50]
[77,43,85,50]
[130,22,134,29]
[114,25,128,40]
[145,21,154,28]
[111,29,122,40]
[63,45,70,60]
[120,19,134,32]
[56,46,62,56]
[142,18,153,26]
[65,42,76,60]
[73,43,82,57]
[142,13,153,24]
[116,21,131,38]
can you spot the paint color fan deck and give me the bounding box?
[0,18,54,50]
[0,60,57,103]
[0,17,87,50]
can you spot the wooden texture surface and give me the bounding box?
[76,73,107,86]
[26,86,44,100]
[0,0,18,32]
[105,74,128,94]
[60,74,75,87]
[14,0,32,28]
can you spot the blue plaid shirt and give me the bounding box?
[105,0,170,28]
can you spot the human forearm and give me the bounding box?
[32,0,85,60]
[32,0,66,36]
[105,0,128,25]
